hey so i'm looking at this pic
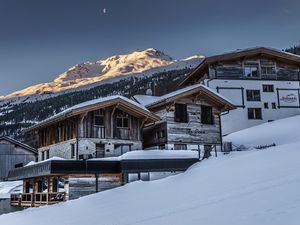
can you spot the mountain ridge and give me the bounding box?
[0,48,204,103]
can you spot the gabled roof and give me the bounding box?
[180,47,300,86]
[0,136,37,154]
[133,84,235,111]
[26,95,160,131]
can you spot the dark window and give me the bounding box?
[261,66,276,75]
[46,150,49,159]
[116,113,129,128]
[41,151,45,161]
[201,106,214,125]
[174,144,187,150]
[94,110,104,126]
[14,163,23,168]
[175,103,188,123]
[244,64,259,78]
[246,90,261,101]
[248,108,262,120]
[262,84,274,92]
[272,102,276,109]
[156,130,166,139]
[71,143,75,158]
[264,102,268,109]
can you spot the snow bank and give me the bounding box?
[224,114,300,149]
[90,150,199,161]
[0,181,22,199]
[1,143,300,224]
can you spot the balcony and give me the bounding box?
[11,192,66,207]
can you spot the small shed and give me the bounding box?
[0,136,37,181]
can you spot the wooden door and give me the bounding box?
[95,144,105,158]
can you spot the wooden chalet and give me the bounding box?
[26,95,159,161]
[133,84,236,151]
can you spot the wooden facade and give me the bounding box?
[181,47,300,86]
[26,96,159,160]
[136,85,235,150]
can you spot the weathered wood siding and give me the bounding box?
[209,57,300,80]
[0,141,36,180]
[165,97,221,145]
[144,94,221,148]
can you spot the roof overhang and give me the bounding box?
[146,86,236,112]
[26,97,160,132]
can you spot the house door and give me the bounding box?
[95,144,105,158]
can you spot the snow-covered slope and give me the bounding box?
[224,114,300,148]
[0,48,204,103]
[1,116,300,225]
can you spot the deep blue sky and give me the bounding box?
[0,0,299,95]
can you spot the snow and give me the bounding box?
[224,114,300,149]
[0,48,204,104]
[0,181,22,199]
[24,157,65,167]
[134,83,234,107]
[89,150,199,161]
[1,116,300,224]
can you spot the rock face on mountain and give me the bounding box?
[0,48,204,102]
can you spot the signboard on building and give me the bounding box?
[278,89,300,108]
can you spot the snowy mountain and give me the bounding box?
[0,48,204,104]
[1,115,300,225]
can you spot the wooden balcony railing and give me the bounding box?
[11,192,66,207]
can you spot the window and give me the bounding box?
[246,90,261,101]
[244,64,259,78]
[46,150,49,159]
[114,145,131,155]
[248,108,262,120]
[116,112,129,128]
[261,66,276,75]
[94,110,104,126]
[264,102,268,109]
[201,106,214,124]
[174,144,187,150]
[272,102,276,109]
[175,103,188,123]
[156,130,165,139]
[14,163,23,168]
[71,143,75,158]
[41,151,45,161]
[262,84,274,92]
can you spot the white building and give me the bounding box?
[180,47,300,135]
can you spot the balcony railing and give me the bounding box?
[11,192,66,207]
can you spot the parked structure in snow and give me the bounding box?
[0,137,37,181]
[180,47,300,134]
[25,96,159,161]
[133,84,235,151]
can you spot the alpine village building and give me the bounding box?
[8,85,235,207]
[180,47,300,135]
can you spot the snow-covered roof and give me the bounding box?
[133,83,235,110]
[89,150,199,161]
[27,95,159,131]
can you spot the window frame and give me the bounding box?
[248,108,262,120]
[174,103,188,123]
[262,84,274,92]
[246,90,261,101]
[244,63,260,78]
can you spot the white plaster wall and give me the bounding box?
[205,79,300,134]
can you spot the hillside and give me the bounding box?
[0,48,204,103]
[0,115,300,224]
